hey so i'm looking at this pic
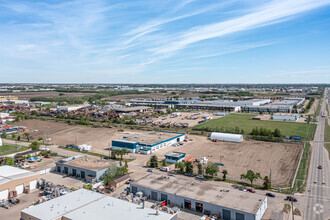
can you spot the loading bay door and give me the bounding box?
[151,191,158,200]
[195,202,203,213]
[223,209,231,220]
[184,200,192,209]
[236,213,245,220]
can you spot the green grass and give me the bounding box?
[325,143,330,159]
[193,114,313,139]
[316,99,322,116]
[0,143,29,156]
[57,146,134,162]
[325,119,330,142]
[294,143,311,193]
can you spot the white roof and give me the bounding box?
[0,166,38,185]
[22,189,175,220]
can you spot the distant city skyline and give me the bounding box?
[0,0,330,83]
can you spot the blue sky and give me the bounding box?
[0,0,330,83]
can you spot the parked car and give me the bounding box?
[184,173,194,177]
[147,169,154,172]
[317,165,323,169]
[196,175,204,179]
[247,188,256,193]
[44,155,50,158]
[266,193,275,197]
[160,167,170,172]
[285,196,297,202]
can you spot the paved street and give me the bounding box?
[304,88,330,220]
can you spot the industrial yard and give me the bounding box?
[12,119,301,186]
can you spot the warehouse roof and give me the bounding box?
[132,174,266,215]
[21,189,175,220]
[57,156,119,172]
[0,166,38,185]
[118,131,184,146]
[165,152,186,158]
[113,106,152,112]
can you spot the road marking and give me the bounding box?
[313,203,324,214]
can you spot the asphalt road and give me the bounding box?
[304,88,330,220]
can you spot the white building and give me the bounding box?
[210,132,243,143]
[57,104,90,112]
[272,113,300,121]
[21,189,177,220]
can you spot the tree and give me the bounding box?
[111,150,117,159]
[11,133,17,139]
[117,148,129,160]
[30,141,40,150]
[100,165,120,185]
[1,132,7,138]
[149,155,158,168]
[118,166,128,176]
[83,184,93,190]
[263,176,271,189]
[185,161,194,174]
[197,162,203,175]
[124,160,128,168]
[175,162,185,173]
[24,132,30,141]
[205,163,219,178]
[4,157,15,165]
[273,128,281,137]
[17,135,21,141]
[240,170,261,186]
[162,159,167,167]
[222,170,228,181]
[38,137,45,144]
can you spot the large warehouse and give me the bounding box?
[272,113,300,121]
[0,166,40,200]
[131,174,267,220]
[21,189,176,220]
[112,131,185,154]
[55,155,119,183]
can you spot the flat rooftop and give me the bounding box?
[165,152,186,157]
[119,131,184,146]
[21,189,174,220]
[62,156,118,172]
[132,174,266,215]
[0,166,38,185]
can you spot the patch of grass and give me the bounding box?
[0,143,29,156]
[193,114,312,139]
[325,119,330,142]
[295,143,311,193]
[316,99,322,116]
[326,143,330,159]
[57,146,134,162]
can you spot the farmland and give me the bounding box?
[0,143,29,156]
[193,113,314,138]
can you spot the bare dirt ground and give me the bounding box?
[0,91,95,100]
[13,120,301,186]
[149,111,223,127]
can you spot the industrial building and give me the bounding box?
[210,132,244,143]
[56,104,90,112]
[272,113,300,121]
[21,189,177,220]
[130,174,267,220]
[165,152,186,164]
[112,106,153,113]
[112,131,185,154]
[55,155,119,183]
[0,166,40,200]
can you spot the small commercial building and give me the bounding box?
[131,174,267,220]
[165,152,186,164]
[210,132,243,143]
[112,106,153,114]
[55,155,119,183]
[272,113,300,121]
[21,189,177,220]
[0,166,40,200]
[112,131,185,154]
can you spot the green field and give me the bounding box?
[0,143,29,156]
[325,119,330,143]
[193,114,314,138]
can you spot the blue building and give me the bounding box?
[112,131,185,154]
[165,152,186,164]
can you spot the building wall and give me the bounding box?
[0,174,40,199]
[56,163,97,180]
[130,184,259,220]
[272,114,299,121]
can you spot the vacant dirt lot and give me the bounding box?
[0,91,95,100]
[13,120,301,186]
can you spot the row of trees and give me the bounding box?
[251,127,281,137]
[111,149,129,160]
[240,170,271,189]
[193,126,244,135]
[100,163,129,185]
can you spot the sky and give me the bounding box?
[0,0,330,84]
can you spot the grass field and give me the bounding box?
[325,119,330,143]
[295,143,311,193]
[0,143,29,156]
[193,114,313,138]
